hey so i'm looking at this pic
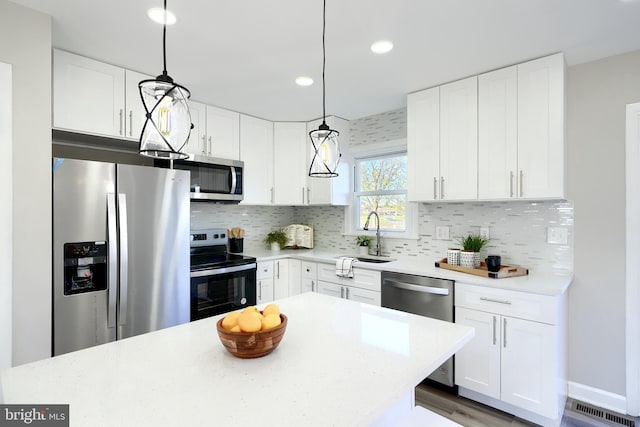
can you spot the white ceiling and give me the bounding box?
[10,0,640,122]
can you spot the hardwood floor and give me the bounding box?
[414,383,606,427]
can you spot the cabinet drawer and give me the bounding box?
[257,261,273,280]
[455,282,558,324]
[317,263,381,292]
[301,261,317,279]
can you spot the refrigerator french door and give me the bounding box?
[53,158,190,356]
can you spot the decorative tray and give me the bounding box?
[435,258,529,279]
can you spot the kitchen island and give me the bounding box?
[1,293,474,426]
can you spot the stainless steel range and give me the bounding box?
[190,228,257,320]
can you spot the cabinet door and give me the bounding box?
[257,278,274,304]
[478,66,518,199]
[273,122,307,205]
[53,49,125,138]
[273,259,289,300]
[407,87,440,201]
[454,307,501,399]
[124,70,153,141]
[185,100,207,157]
[206,105,240,160]
[517,53,565,199]
[501,316,557,418]
[317,280,343,299]
[301,278,316,293]
[240,115,274,204]
[287,259,302,296]
[346,286,380,306]
[439,76,478,200]
[305,116,351,205]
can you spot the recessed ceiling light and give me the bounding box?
[295,76,314,87]
[147,7,177,25]
[370,40,394,54]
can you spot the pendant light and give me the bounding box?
[138,0,192,159]
[308,0,341,178]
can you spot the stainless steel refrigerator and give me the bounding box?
[53,158,190,356]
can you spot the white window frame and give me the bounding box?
[344,142,418,240]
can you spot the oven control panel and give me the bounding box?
[190,229,228,248]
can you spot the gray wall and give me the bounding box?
[567,49,640,396]
[0,0,52,366]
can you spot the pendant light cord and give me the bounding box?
[162,0,168,76]
[322,0,326,123]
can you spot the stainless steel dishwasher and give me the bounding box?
[381,271,455,387]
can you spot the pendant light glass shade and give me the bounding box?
[309,122,340,177]
[138,0,192,160]
[308,0,341,178]
[139,75,192,159]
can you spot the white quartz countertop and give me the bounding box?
[1,293,474,427]
[248,248,572,296]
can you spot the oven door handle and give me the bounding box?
[383,279,450,296]
[190,263,257,278]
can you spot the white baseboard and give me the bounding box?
[568,381,627,415]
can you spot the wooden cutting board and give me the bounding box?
[435,258,529,279]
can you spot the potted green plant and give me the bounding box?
[355,235,373,255]
[458,234,489,268]
[264,230,288,251]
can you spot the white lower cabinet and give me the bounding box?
[454,283,566,425]
[256,261,274,305]
[316,263,381,306]
[300,261,317,293]
[273,259,290,300]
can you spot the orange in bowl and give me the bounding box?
[216,313,288,359]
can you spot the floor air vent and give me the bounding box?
[569,399,637,427]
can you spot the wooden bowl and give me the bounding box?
[216,314,287,359]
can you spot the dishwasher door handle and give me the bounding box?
[383,279,450,296]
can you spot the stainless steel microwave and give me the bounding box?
[173,155,243,202]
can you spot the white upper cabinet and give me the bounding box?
[439,76,478,200]
[185,100,207,157]
[206,105,240,160]
[305,116,351,205]
[54,49,126,138]
[240,114,274,205]
[123,69,153,141]
[517,53,565,199]
[478,66,518,199]
[407,87,440,202]
[273,122,307,205]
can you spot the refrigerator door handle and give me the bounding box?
[107,193,118,329]
[118,193,129,326]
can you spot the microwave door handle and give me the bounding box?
[229,167,237,194]
[118,193,129,326]
[107,193,118,329]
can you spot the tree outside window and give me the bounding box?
[355,154,408,231]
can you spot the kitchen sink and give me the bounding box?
[338,255,396,264]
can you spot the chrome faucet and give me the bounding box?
[363,211,381,256]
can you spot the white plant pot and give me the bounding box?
[460,251,476,268]
[270,242,280,251]
[359,246,369,255]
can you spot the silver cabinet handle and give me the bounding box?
[346,287,350,299]
[302,187,305,204]
[117,193,129,326]
[433,177,438,199]
[480,297,512,305]
[208,136,212,155]
[107,193,118,329]
[519,170,524,197]
[503,317,507,348]
[340,286,344,298]
[258,281,262,300]
[311,280,315,292]
[270,188,274,204]
[383,279,450,295]
[492,316,497,345]
[307,188,311,204]
[276,261,280,279]
[440,176,445,199]
[510,171,514,198]
[129,110,133,136]
[201,135,206,154]
[119,109,123,135]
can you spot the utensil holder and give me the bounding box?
[229,238,243,253]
